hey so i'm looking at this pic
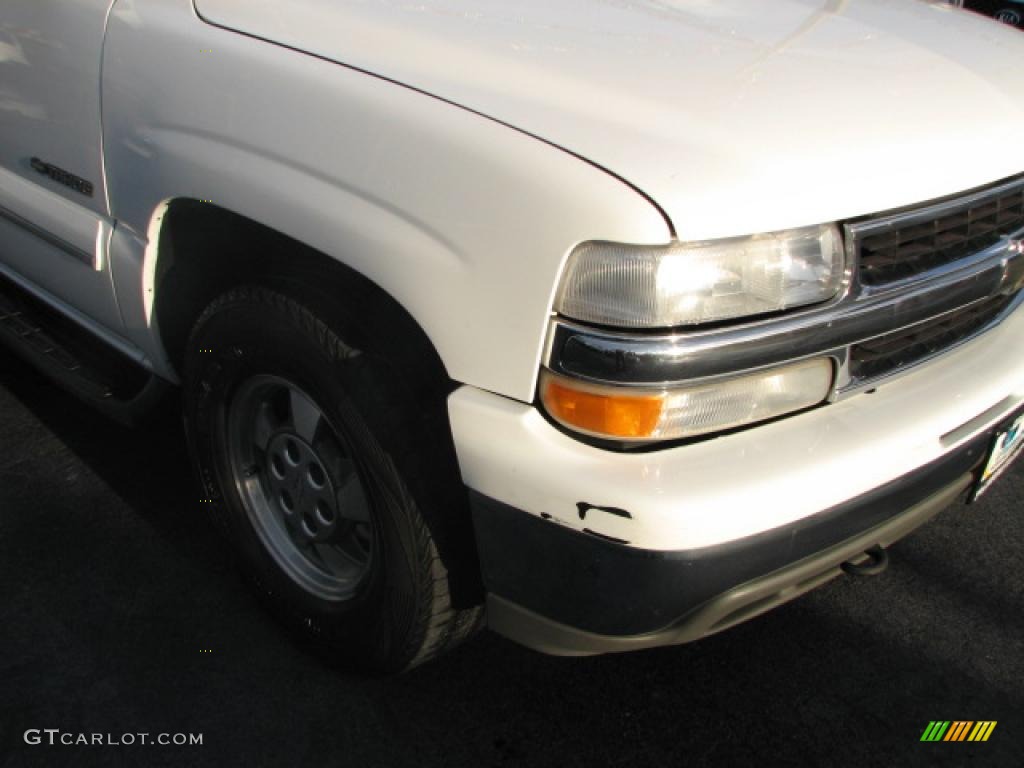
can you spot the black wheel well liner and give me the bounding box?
[155,200,438,377]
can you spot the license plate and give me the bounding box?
[971,411,1024,501]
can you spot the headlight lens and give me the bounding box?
[555,224,844,328]
[540,358,834,442]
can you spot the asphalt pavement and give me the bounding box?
[0,354,1021,768]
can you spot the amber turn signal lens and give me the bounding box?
[541,373,664,439]
[540,358,833,442]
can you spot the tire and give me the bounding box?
[182,285,483,673]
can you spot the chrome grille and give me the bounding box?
[849,295,1016,383]
[840,174,1024,390]
[856,178,1024,286]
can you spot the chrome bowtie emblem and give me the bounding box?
[1009,238,1024,256]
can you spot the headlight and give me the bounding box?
[555,224,845,328]
[540,358,834,442]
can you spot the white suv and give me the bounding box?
[1,0,1022,671]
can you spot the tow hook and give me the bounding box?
[841,545,889,577]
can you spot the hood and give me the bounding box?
[195,0,1024,239]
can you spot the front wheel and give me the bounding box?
[183,286,482,673]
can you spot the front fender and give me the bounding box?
[101,0,669,401]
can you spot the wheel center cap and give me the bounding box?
[265,432,339,544]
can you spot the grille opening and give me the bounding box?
[858,186,1024,286]
[849,294,1016,383]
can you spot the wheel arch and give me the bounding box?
[147,197,449,389]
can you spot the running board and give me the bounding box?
[0,276,171,425]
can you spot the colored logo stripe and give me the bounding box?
[969,722,997,742]
[920,721,996,742]
[944,722,973,741]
